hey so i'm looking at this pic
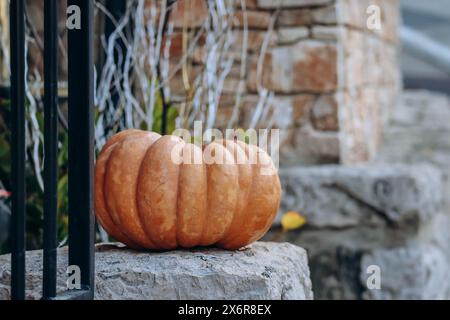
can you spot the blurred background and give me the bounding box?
[0,0,449,299]
[401,0,450,93]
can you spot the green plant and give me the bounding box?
[0,98,70,254]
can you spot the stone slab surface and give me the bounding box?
[0,242,313,300]
[279,164,442,229]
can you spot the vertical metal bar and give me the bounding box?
[67,0,95,299]
[10,0,26,301]
[43,0,59,300]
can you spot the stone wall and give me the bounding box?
[166,0,401,165]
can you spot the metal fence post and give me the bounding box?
[67,0,95,300]
[10,0,26,301]
[43,0,59,300]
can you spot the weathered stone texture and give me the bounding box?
[270,163,449,299]
[170,0,208,28]
[277,27,310,44]
[310,94,339,131]
[279,165,442,229]
[277,9,313,26]
[248,40,338,93]
[280,124,341,164]
[234,11,273,29]
[0,242,313,300]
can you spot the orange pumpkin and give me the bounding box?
[94,129,281,250]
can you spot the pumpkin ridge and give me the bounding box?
[200,143,238,246]
[102,131,147,228]
[222,170,256,247]
[200,149,209,247]
[96,139,141,249]
[225,165,256,247]
[134,134,165,248]
[104,134,159,248]
[173,141,183,248]
[216,141,241,241]
[199,146,210,246]
[218,140,252,246]
[176,143,207,248]
[223,144,281,248]
[103,142,123,227]
[216,141,238,241]
[219,142,260,249]
[136,136,179,249]
[136,136,172,247]
[247,169,281,244]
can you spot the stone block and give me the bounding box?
[280,124,341,165]
[242,0,258,9]
[0,242,313,300]
[277,27,310,44]
[248,40,338,93]
[311,94,339,131]
[311,4,337,24]
[311,26,339,40]
[232,30,278,52]
[234,10,273,29]
[239,93,314,129]
[170,0,209,29]
[277,9,312,27]
[257,0,332,9]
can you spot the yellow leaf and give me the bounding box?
[281,211,307,231]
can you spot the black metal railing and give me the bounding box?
[43,0,59,300]
[10,0,26,301]
[9,0,95,300]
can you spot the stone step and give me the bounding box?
[0,242,313,300]
[278,164,443,231]
[272,163,449,299]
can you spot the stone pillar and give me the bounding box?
[169,0,401,165]
[244,0,401,165]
